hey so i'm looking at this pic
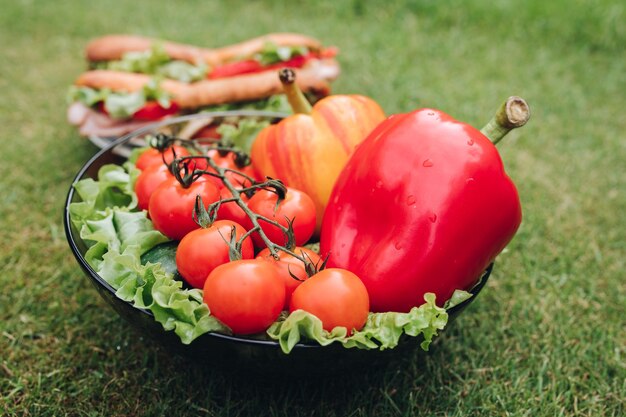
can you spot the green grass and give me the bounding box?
[1,0,625,415]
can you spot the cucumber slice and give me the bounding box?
[140,241,182,281]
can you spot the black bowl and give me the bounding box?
[64,111,493,375]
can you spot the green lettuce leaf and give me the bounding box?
[69,163,227,342]
[444,289,473,309]
[103,79,173,119]
[68,79,174,120]
[67,85,109,107]
[141,78,172,109]
[217,119,270,154]
[254,42,308,66]
[203,94,292,114]
[266,292,450,354]
[69,163,138,228]
[96,43,171,74]
[158,60,208,83]
[104,92,146,119]
[97,43,208,83]
[97,245,228,343]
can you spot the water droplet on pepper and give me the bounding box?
[423,159,434,167]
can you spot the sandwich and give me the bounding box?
[67,33,340,137]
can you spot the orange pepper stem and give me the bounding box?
[480,96,530,145]
[279,68,312,114]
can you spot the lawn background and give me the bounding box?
[1,0,624,416]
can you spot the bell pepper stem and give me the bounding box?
[279,68,313,114]
[480,96,530,145]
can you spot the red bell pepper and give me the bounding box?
[320,97,530,312]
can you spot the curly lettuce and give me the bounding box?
[202,94,293,114]
[267,292,471,353]
[69,163,227,343]
[93,43,208,83]
[254,42,309,66]
[69,161,473,352]
[67,79,173,120]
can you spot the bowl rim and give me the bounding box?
[63,110,492,350]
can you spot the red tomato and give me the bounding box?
[98,101,180,121]
[135,163,173,211]
[175,220,254,289]
[216,187,250,226]
[257,247,322,308]
[148,176,220,240]
[132,101,180,121]
[203,259,285,335]
[208,54,316,79]
[209,60,264,79]
[290,268,369,333]
[173,155,211,174]
[245,187,316,248]
[206,149,257,187]
[192,124,222,140]
[135,145,190,171]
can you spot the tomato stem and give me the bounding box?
[201,157,303,262]
[192,195,215,228]
[172,158,210,188]
[159,134,313,267]
[480,96,530,145]
[279,68,313,115]
[150,132,205,155]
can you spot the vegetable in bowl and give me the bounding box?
[68,159,473,353]
[65,95,528,372]
[65,111,499,360]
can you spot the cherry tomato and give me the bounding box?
[171,155,212,176]
[135,145,190,171]
[203,259,285,335]
[176,220,254,289]
[290,268,369,333]
[148,176,220,240]
[192,124,222,140]
[245,187,316,248]
[135,163,173,211]
[257,247,322,308]
[206,149,257,187]
[216,187,250,226]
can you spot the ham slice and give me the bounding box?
[67,101,90,125]
[67,102,157,138]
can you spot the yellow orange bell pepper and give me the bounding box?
[251,69,386,230]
